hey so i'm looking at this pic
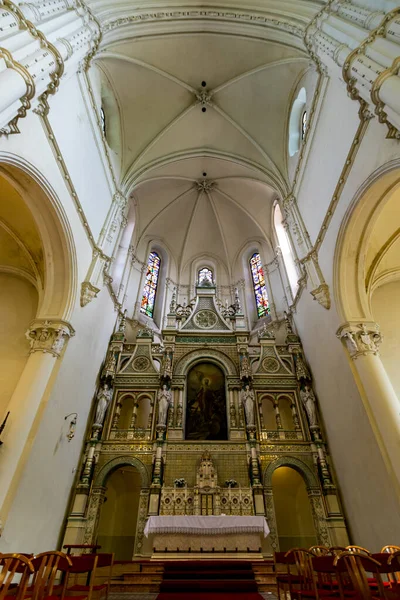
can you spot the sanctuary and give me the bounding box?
[0,0,400,568]
[63,281,348,558]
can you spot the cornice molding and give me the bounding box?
[98,7,313,50]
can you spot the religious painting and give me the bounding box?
[185,362,227,440]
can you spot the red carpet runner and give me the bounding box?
[156,560,265,599]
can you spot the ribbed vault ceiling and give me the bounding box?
[90,0,320,276]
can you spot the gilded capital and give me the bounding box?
[26,319,75,357]
[336,322,382,359]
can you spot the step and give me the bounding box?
[110,580,160,593]
[121,571,163,579]
[163,569,254,580]
[119,573,163,583]
[164,560,251,570]
[160,579,259,592]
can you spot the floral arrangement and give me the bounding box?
[174,478,186,487]
[225,479,238,488]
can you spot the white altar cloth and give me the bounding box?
[144,515,269,538]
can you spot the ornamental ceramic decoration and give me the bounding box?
[194,310,218,329]
[262,357,280,372]
[132,356,150,371]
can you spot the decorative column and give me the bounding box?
[229,388,237,428]
[112,400,122,428]
[0,0,101,136]
[306,2,400,138]
[0,319,74,522]
[167,396,174,428]
[273,400,283,431]
[176,388,183,428]
[130,402,138,429]
[82,486,107,546]
[290,400,302,432]
[337,321,400,488]
[147,399,154,431]
[247,426,265,516]
[148,426,165,515]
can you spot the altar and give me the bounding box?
[144,515,269,558]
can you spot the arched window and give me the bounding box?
[288,87,306,157]
[198,267,213,285]
[250,252,270,318]
[140,251,161,318]
[100,106,106,136]
[301,110,307,140]
[274,204,298,297]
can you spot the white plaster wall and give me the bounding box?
[292,103,400,549]
[294,289,400,549]
[0,288,116,553]
[48,74,114,241]
[296,77,359,243]
[0,79,120,551]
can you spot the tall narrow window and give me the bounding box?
[301,110,307,140]
[250,252,270,318]
[274,204,298,297]
[198,267,213,285]
[100,107,106,136]
[140,251,161,318]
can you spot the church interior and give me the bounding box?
[1,0,400,598]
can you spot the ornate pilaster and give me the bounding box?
[336,321,382,359]
[337,320,400,489]
[306,2,400,138]
[26,319,75,357]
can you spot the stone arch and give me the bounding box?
[94,455,150,489]
[174,348,238,377]
[334,159,400,323]
[263,455,318,489]
[0,156,77,321]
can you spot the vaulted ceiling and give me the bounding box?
[90,0,321,279]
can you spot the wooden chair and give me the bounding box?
[65,555,99,600]
[382,547,400,555]
[287,549,340,600]
[310,547,331,557]
[311,555,339,593]
[329,547,346,557]
[276,550,301,600]
[0,554,34,600]
[67,554,113,600]
[29,551,73,600]
[387,551,400,596]
[345,545,371,556]
[334,552,387,600]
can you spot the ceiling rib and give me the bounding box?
[136,184,196,248]
[212,186,270,240]
[128,104,197,173]
[206,191,231,278]
[179,190,202,274]
[95,52,197,93]
[211,57,307,96]
[211,104,285,186]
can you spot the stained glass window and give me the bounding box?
[140,251,161,318]
[250,252,270,318]
[198,267,213,285]
[301,110,307,140]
